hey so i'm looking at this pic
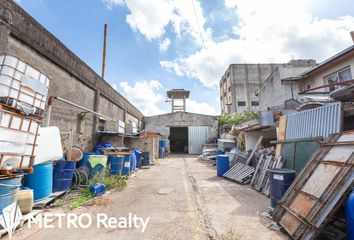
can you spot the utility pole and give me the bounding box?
[101,23,107,80]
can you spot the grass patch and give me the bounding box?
[53,199,64,207]
[70,187,94,210]
[218,111,259,127]
[90,171,128,191]
[69,172,127,210]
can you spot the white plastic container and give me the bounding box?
[17,189,34,214]
[104,120,125,133]
[0,109,41,170]
[34,126,63,165]
[0,54,49,116]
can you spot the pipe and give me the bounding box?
[45,96,112,127]
[101,24,108,80]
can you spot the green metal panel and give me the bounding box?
[281,143,295,170]
[280,138,320,173]
[294,141,319,173]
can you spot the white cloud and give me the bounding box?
[103,0,125,10]
[186,99,217,115]
[159,38,172,52]
[111,83,118,90]
[224,0,237,8]
[119,80,164,116]
[161,0,354,87]
[124,0,175,40]
[104,0,209,44]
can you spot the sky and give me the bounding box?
[15,0,354,116]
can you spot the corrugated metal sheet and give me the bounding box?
[285,102,342,140]
[188,126,211,154]
[260,111,274,126]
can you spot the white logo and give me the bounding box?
[0,202,22,239]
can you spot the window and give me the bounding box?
[251,101,259,106]
[237,101,246,106]
[324,67,352,91]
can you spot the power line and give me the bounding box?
[191,0,206,47]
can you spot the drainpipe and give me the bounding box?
[45,96,112,127]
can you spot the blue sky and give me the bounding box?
[16,0,354,116]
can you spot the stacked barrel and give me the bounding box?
[0,54,49,211]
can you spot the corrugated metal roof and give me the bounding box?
[285,102,342,140]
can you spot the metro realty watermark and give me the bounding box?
[27,212,150,232]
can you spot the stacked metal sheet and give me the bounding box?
[217,139,235,152]
[200,144,218,160]
[223,162,255,184]
[250,153,284,196]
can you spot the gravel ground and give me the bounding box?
[9,155,287,240]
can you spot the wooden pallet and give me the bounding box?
[33,191,68,209]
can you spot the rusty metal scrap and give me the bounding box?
[272,131,354,240]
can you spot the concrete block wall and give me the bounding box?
[0,1,144,150]
[220,63,282,114]
[144,112,218,139]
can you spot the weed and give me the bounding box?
[221,228,236,240]
[53,199,64,207]
[70,187,94,210]
[90,171,127,191]
[69,172,127,209]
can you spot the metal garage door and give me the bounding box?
[188,126,211,154]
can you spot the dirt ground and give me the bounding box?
[10,155,287,240]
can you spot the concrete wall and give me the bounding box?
[299,56,354,92]
[259,66,312,111]
[244,128,277,152]
[220,63,282,114]
[0,0,144,151]
[144,112,218,139]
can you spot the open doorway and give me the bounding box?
[169,127,188,153]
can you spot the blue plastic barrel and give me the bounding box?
[94,142,113,154]
[108,155,124,175]
[217,155,229,177]
[159,147,166,158]
[142,152,150,166]
[53,161,75,192]
[90,183,106,196]
[347,189,354,240]
[130,152,137,172]
[268,168,296,208]
[24,162,53,201]
[76,152,94,168]
[0,175,22,212]
[134,149,142,168]
[217,150,225,155]
[122,155,131,175]
[159,140,167,149]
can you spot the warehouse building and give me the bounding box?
[144,112,217,154]
[144,89,218,154]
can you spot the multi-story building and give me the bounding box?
[220,63,284,114]
[220,60,317,114]
[258,45,354,111]
[258,59,316,111]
